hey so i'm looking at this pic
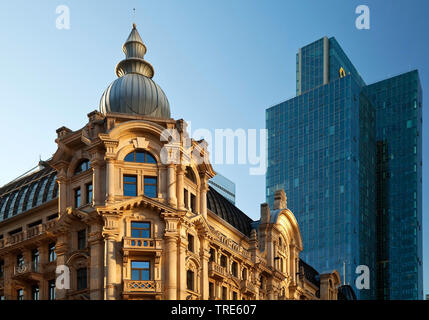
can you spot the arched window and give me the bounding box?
[185,167,196,183]
[124,150,156,164]
[74,159,91,175]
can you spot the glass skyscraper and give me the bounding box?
[266,36,422,300]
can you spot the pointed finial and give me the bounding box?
[133,23,136,29]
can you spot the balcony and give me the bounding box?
[208,261,227,279]
[13,262,42,282]
[123,237,162,251]
[240,279,257,294]
[0,221,57,250]
[123,280,162,294]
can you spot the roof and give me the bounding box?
[0,165,57,222]
[299,259,320,287]
[207,186,253,237]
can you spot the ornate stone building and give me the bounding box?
[0,25,344,300]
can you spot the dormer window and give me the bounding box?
[124,150,156,164]
[74,159,91,175]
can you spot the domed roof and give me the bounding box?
[99,24,171,118]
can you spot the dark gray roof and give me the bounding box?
[0,166,57,222]
[207,186,253,236]
[299,259,320,287]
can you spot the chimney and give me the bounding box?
[273,189,287,210]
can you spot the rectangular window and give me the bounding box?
[131,261,150,281]
[48,280,56,300]
[77,229,86,250]
[17,289,24,300]
[77,268,88,290]
[232,291,238,300]
[144,177,157,198]
[187,270,194,291]
[222,286,227,300]
[48,243,56,262]
[31,249,39,272]
[32,285,39,300]
[187,234,194,252]
[209,282,215,299]
[190,194,196,213]
[0,260,4,278]
[131,222,151,238]
[86,183,93,204]
[74,188,81,208]
[124,175,137,197]
[184,189,189,209]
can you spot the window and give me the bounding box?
[17,289,24,300]
[209,282,214,299]
[185,167,196,183]
[184,189,189,209]
[86,183,93,204]
[17,254,24,268]
[131,261,150,281]
[74,188,81,208]
[187,270,194,291]
[131,222,151,238]
[209,248,215,262]
[242,268,248,280]
[31,249,39,271]
[48,243,56,262]
[77,268,88,290]
[77,229,86,250]
[187,234,194,252]
[231,261,238,277]
[32,285,39,300]
[220,255,227,268]
[232,291,238,300]
[123,175,137,197]
[124,150,156,164]
[74,159,91,175]
[0,260,3,278]
[144,177,157,198]
[49,280,55,300]
[190,194,196,213]
[222,286,227,300]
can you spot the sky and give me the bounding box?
[0,0,428,297]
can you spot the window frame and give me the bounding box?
[143,176,157,198]
[76,268,88,291]
[131,221,151,238]
[123,175,138,197]
[131,261,151,281]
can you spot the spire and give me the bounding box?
[115,24,155,78]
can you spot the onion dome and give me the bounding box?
[100,24,171,118]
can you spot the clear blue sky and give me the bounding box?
[0,0,427,297]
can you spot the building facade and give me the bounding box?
[266,36,423,300]
[0,25,344,301]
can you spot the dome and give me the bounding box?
[99,24,171,118]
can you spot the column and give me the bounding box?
[55,234,68,300]
[89,225,104,300]
[199,238,210,300]
[106,159,114,203]
[104,235,117,300]
[92,161,103,206]
[178,239,187,299]
[199,184,208,219]
[164,235,178,299]
[167,164,177,207]
[176,165,185,210]
[58,178,67,214]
